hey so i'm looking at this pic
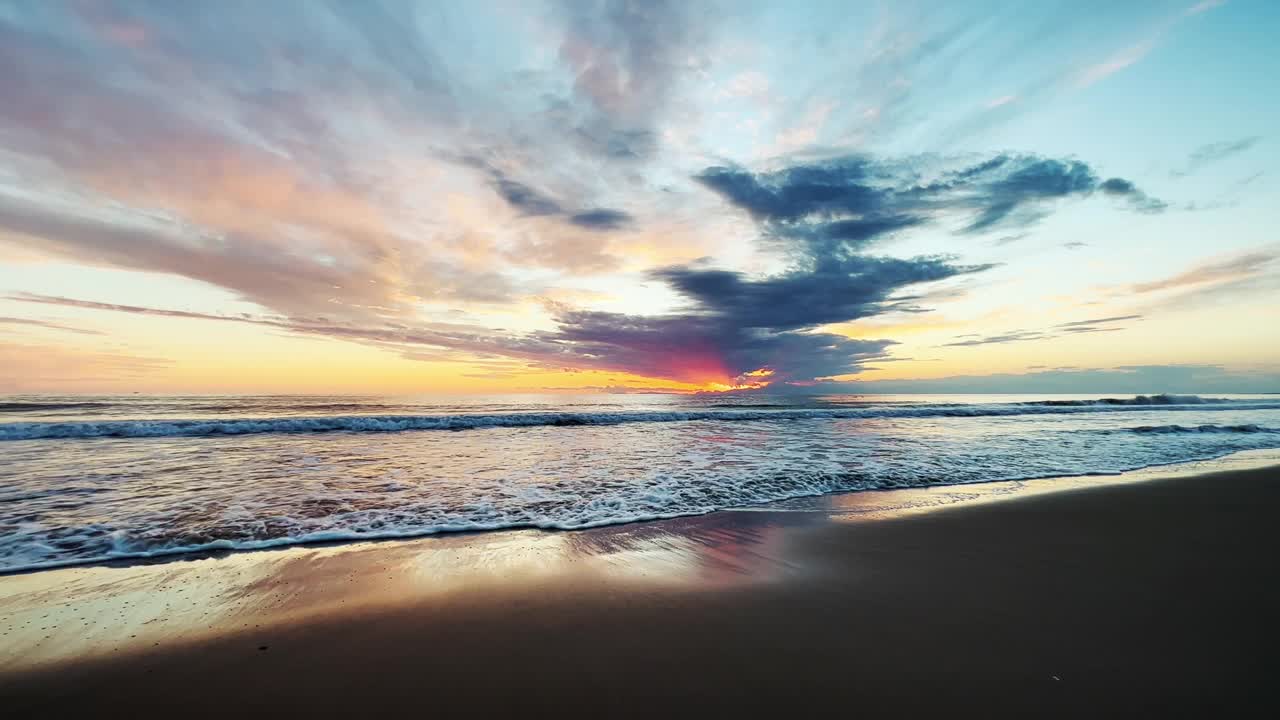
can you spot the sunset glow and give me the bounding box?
[0,1,1277,394]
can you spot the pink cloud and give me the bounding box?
[1076,40,1156,89]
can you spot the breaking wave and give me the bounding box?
[1128,424,1277,434]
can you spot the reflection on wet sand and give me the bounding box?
[0,508,810,672]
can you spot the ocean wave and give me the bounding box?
[4,398,1280,441]
[1025,394,1234,407]
[1128,424,1277,434]
[7,447,1278,575]
[0,401,118,412]
[0,466,927,572]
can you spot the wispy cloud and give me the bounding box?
[1130,251,1277,293]
[1076,38,1156,89]
[1172,136,1262,177]
[0,316,103,336]
[1076,0,1226,90]
[942,314,1141,347]
[0,343,173,392]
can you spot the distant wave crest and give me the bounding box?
[0,401,116,412]
[1128,423,1277,435]
[3,396,1279,441]
[1026,394,1233,407]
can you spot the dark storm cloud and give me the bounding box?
[654,255,987,331]
[463,156,633,232]
[520,152,1051,383]
[526,253,981,383]
[695,157,885,223]
[492,176,564,217]
[540,309,895,383]
[10,290,889,384]
[695,153,1163,247]
[568,208,633,231]
[960,157,1098,232]
[541,150,1158,384]
[1098,177,1167,213]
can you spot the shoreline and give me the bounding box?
[4,447,1278,578]
[4,452,1280,715]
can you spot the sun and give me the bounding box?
[699,368,776,393]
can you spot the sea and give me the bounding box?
[2,392,1279,573]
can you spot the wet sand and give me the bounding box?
[3,461,1279,717]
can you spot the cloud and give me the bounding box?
[1076,38,1155,89]
[464,157,635,235]
[491,175,565,217]
[1098,177,1168,213]
[0,316,103,336]
[521,152,1085,385]
[942,330,1045,347]
[1172,136,1262,177]
[6,292,545,364]
[0,1,705,340]
[537,152,1141,383]
[943,314,1142,347]
[6,220,985,386]
[503,227,621,274]
[1075,2,1226,92]
[654,255,982,331]
[431,150,1160,384]
[540,309,895,385]
[6,289,884,386]
[554,0,708,161]
[0,4,558,320]
[1130,251,1277,293]
[568,208,633,231]
[1054,314,1143,329]
[695,153,1162,245]
[992,233,1030,246]
[0,190,489,322]
[0,342,173,392]
[0,4,1221,391]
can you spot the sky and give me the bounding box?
[1,0,1277,394]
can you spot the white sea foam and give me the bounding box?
[3,393,1279,573]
